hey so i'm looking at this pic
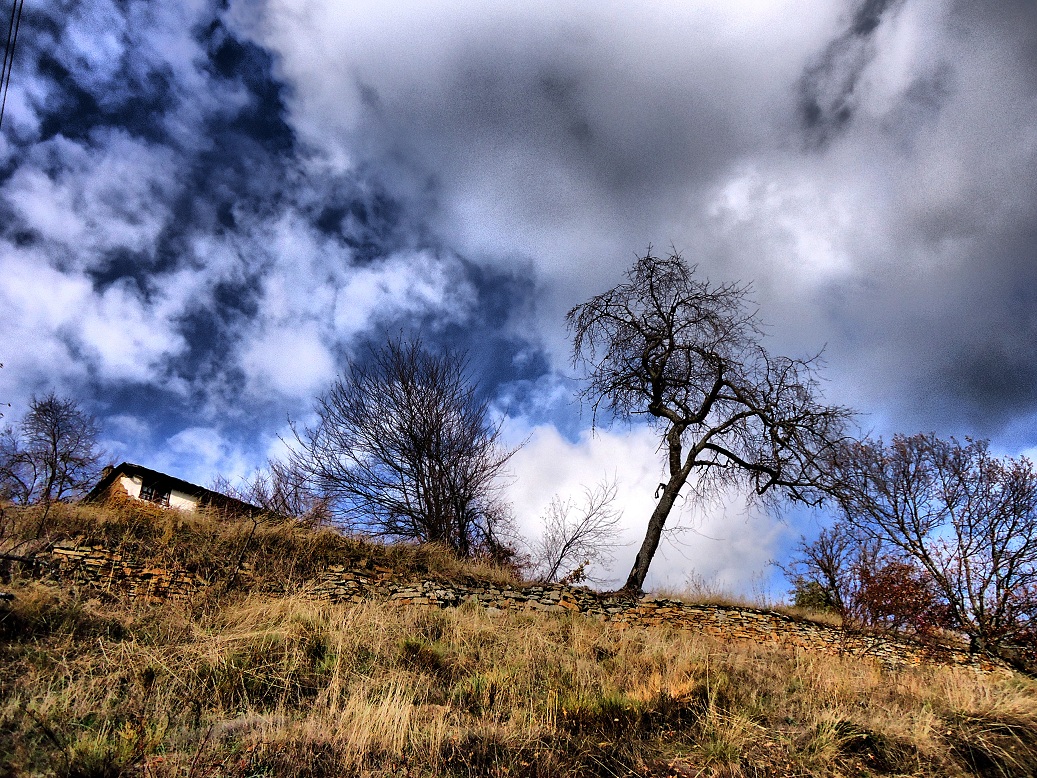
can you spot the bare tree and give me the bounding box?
[210,460,331,526]
[529,477,624,584]
[288,337,516,558]
[568,249,852,592]
[0,393,105,537]
[832,433,1037,654]
[0,392,104,505]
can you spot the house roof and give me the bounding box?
[84,462,264,516]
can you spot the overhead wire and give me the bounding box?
[0,0,26,131]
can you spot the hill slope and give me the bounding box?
[2,501,1037,777]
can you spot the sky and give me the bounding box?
[2,0,1036,594]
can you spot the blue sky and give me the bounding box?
[2,0,1037,593]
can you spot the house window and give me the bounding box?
[139,480,171,506]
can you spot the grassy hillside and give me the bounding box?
[2,502,1037,777]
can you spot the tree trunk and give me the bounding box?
[623,473,688,593]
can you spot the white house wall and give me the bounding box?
[117,474,202,512]
[119,475,142,500]
[168,489,200,512]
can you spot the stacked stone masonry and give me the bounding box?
[13,544,1009,674]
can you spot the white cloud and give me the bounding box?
[332,250,475,338]
[241,323,337,397]
[159,426,257,486]
[59,0,129,95]
[233,213,478,398]
[3,131,179,267]
[0,240,189,392]
[505,421,786,593]
[78,280,188,382]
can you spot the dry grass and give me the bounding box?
[653,584,847,630]
[2,578,1036,777]
[0,500,522,590]
[3,501,1037,776]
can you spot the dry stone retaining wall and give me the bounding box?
[11,544,1009,674]
[15,544,207,602]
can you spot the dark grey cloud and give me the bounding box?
[799,0,905,146]
[813,1,1037,440]
[348,34,764,241]
[874,223,1037,438]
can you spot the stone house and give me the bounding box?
[84,462,262,516]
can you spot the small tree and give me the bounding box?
[289,338,515,558]
[786,521,952,634]
[783,523,862,616]
[528,477,624,584]
[854,557,948,634]
[832,434,1037,654]
[0,392,105,535]
[568,249,852,592]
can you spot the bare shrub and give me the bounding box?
[528,477,624,584]
[210,459,331,527]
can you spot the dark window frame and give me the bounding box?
[139,480,171,507]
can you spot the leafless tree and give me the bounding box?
[210,460,332,526]
[782,523,862,616]
[0,393,105,536]
[288,337,516,558]
[0,392,104,505]
[832,433,1037,654]
[568,249,852,592]
[529,477,625,584]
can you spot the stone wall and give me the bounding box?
[10,544,207,602]
[9,544,1009,674]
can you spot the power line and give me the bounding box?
[0,0,25,132]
